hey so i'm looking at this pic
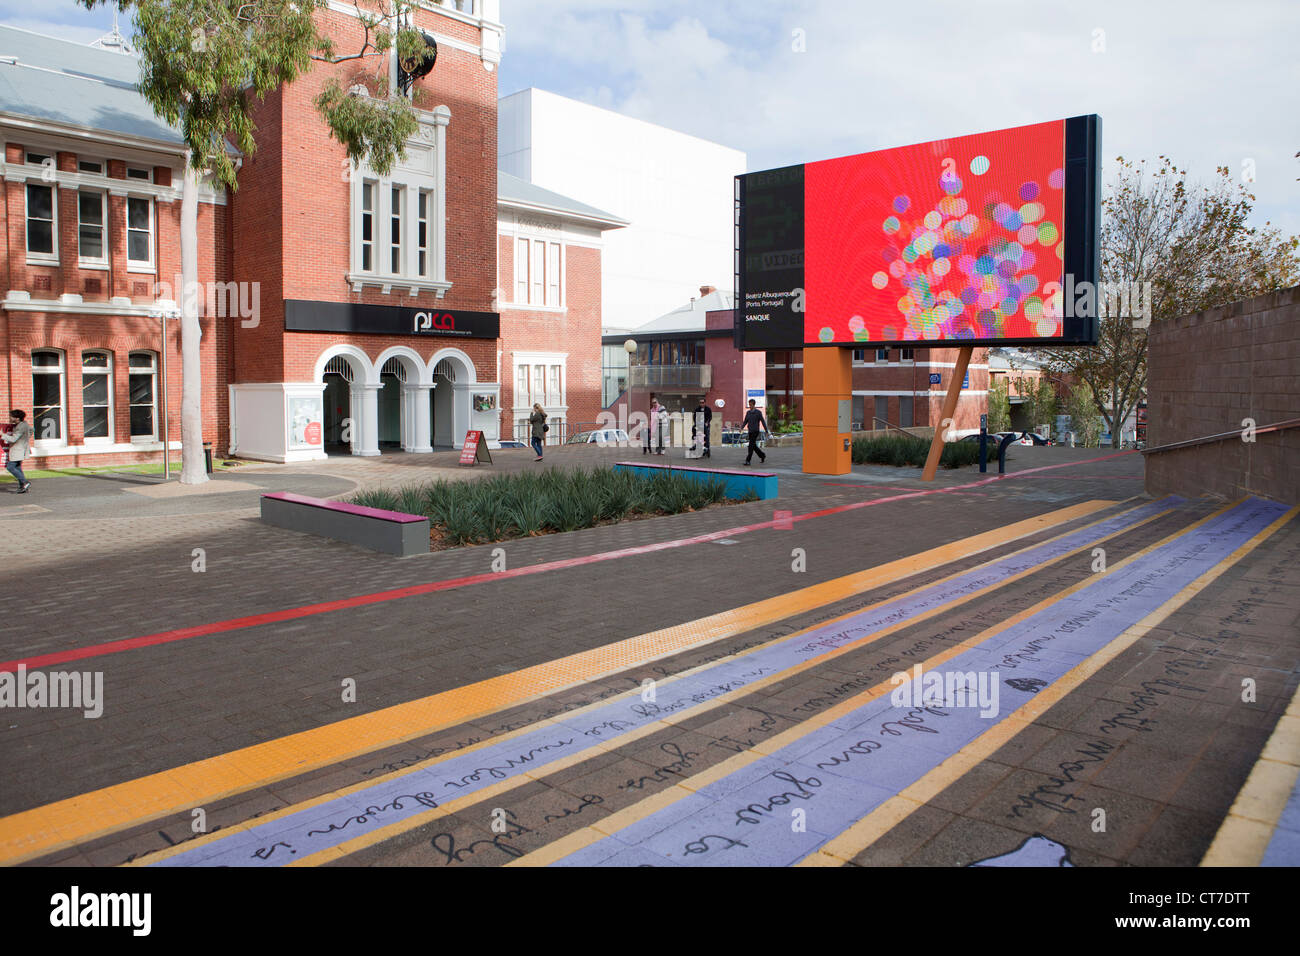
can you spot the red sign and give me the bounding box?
[459,430,493,465]
[459,430,481,465]
[304,422,322,445]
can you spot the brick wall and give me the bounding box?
[497,241,603,436]
[1146,285,1300,504]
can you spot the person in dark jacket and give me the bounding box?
[529,404,547,460]
[692,399,713,458]
[741,399,769,465]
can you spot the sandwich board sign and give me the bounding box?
[459,430,492,466]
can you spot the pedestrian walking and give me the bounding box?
[529,403,548,461]
[692,398,712,458]
[741,399,769,465]
[3,409,34,493]
[644,396,666,455]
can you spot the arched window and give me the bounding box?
[81,350,113,441]
[31,349,65,441]
[128,351,158,440]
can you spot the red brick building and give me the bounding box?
[2,5,620,467]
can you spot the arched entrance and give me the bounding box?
[429,348,475,448]
[322,355,359,455]
[375,347,430,453]
[315,346,377,456]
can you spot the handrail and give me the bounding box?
[1140,418,1300,455]
[870,417,924,440]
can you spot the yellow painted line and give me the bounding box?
[802,501,1300,867]
[269,498,1173,867]
[1201,665,1300,866]
[510,499,1244,867]
[0,498,1123,867]
[155,497,1165,868]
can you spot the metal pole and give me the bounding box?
[160,312,169,479]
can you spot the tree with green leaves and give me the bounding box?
[1031,156,1299,448]
[986,377,1011,433]
[78,0,430,481]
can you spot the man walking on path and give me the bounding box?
[692,398,713,458]
[644,395,666,455]
[741,399,769,465]
[3,409,33,493]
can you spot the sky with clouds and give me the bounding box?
[7,0,1297,235]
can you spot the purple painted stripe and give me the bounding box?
[554,497,1288,867]
[261,491,427,524]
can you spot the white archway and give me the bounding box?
[428,347,476,448]
[314,345,378,456]
[375,346,430,453]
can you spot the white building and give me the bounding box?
[498,88,746,332]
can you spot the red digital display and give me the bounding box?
[736,115,1099,349]
[805,120,1066,344]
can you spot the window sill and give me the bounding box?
[78,261,111,271]
[500,302,567,313]
[126,265,156,275]
[26,256,59,267]
[347,272,453,298]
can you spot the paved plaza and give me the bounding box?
[1,444,1297,868]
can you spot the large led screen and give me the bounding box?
[736,115,1100,349]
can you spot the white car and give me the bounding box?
[567,428,630,446]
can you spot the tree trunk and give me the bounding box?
[179,162,208,484]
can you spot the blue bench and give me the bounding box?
[261,492,430,556]
[613,461,778,500]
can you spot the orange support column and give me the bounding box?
[802,346,852,475]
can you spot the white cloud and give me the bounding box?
[501,0,1300,235]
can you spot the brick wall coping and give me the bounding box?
[260,491,426,523]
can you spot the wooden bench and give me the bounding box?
[260,492,430,557]
[613,461,779,500]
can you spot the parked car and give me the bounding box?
[566,428,630,446]
[488,439,528,449]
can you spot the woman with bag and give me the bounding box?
[3,409,34,493]
[529,403,548,461]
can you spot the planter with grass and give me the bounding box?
[851,434,980,469]
[347,466,759,550]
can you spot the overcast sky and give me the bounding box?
[9,0,1297,235]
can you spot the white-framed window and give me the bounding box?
[852,349,866,363]
[78,158,104,175]
[25,182,57,260]
[25,151,51,166]
[514,237,528,302]
[126,165,152,182]
[514,364,528,404]
[81,350,113,441]
[347,114,447,293]
[530,240,544,304]
[511,237,563,307]
[901,348,915,363]
[360,181,375,272]
[31,349,66,442]
[128,351,158,440]
[547,243,560,306]
[875,348,890,363]
[126,196,154,270]
[531,363,545,406]
[390,184,404,274]
[78,190,108,266]
[547,365,561,405]
[417,189,432,277]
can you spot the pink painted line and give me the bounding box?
[0,450,1138,673]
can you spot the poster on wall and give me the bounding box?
[473,394,497,412]
[288,395,323,449]
[737,115,1100,349]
